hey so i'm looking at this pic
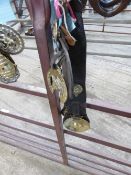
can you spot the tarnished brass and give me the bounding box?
[73,84,83,97]
[63,116,90,132]
[52,21,58,39]
[0,24,24,55]
[0,50,20,83]
[47,67,67,103]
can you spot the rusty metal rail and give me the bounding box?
[0,0,131,175]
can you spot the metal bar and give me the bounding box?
[85,7,131,12]
[85,23,131,30]
[12,0,24,27]
[0,109,55,130]
[0,82,47,98]
[29,0,68,165]
[3,124,130,175]
[85,100,131,118]
[84,19,131,24]
[7,19,31,23]
[69,161,96,175]
[85,29,131,35]
[69,157,116,175]
[84,17,131,35]
[24,46,37,50]
[87,52,131,59]
[68,153,131,175]
[25,0,33,20]
[18,0,24,15]
[8,21,18,27]
[0,137,62,163]
[87,39,131,45]
[65,131,131,153]
[67,145,131,168]
[0,129,60,156]
[0,122,57,143]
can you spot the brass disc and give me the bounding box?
[47,67,67,103]
[64,117,90,132]
[0,24,24,55]
[73,84,83,97]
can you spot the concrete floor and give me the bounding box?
[0,3,131,175]
[0,141,87,175]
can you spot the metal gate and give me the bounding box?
[0,0,131,174]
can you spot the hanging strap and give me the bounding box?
[54,0,76,21]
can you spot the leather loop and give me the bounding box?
[89,0,130,17]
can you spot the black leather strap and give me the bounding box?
[69,0,88,12]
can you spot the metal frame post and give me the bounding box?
[28,0,68,165]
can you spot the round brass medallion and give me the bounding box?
[47,67,67,103]
[64,117,90,132]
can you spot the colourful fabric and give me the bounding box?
[50,0,76,32]
[54,0,62,18]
